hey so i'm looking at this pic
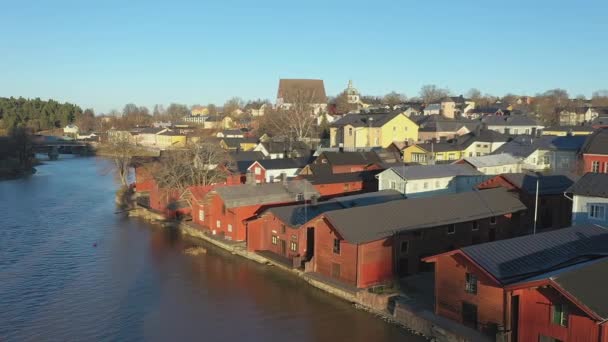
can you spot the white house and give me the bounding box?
[63,124,79,136]
[247,158,309,183]
[376,164,486,198]
[455,154,523,175]
[568,173,608,227]
[481,115,544,135]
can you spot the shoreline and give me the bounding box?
[128,205,490,342]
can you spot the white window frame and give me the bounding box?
[227,224,233,232]
[389,180,397,190]
[254,167,261,175]
[592,161,600,173]
[216,220,221,228]
[199,209,205,222]
[589,204,606,220]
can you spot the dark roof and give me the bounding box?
[264,190,404,227]
[260,140,310,154]
[494,135,587,158]
[222,137,258,148]
[317,151,382,166]
[543,125,595,132]
[213,180,320,208]
[300,169,382,185]
[482,115,541,126]
[277,79,327,104]
[228,151,266,162]
[414,142,463,153]
[387,164,482,180]
[552,257,608,319]
[581,128,608,155]
[323,188,526,244]
[330,111,408,128]
[452,129,510,148]
[415,115,479,132]
[567,172,608,198]
[255,158,310,170]
[461,225,608,284]
[502,173,574,195]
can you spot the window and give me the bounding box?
[465,273,478,294]
[321,159,328,164]
[400,241,409,254]
[551,303,569,327]
[592,161,600,173]
[227,224,233,232]
[296,193,305,201]
[476,152,481,157]
[272,235,278,245]
[412,153,426,163]
[436,154,444,161]
[281,224,286,234]
[472,221,479,231]
[290,241,297,252]
[343,183,351,192]
[483,144,488,148]
[216,220,221,228]
[589,204,606,220]
[448,153,456,160]
[469,152,473,157]
[435,180,440,188]
[348,127,353,136]
[390,180,397,190]
[513,128,519,135]
[333,238,341,254]
[199,209,205,222]
[525,129,530,135]
[412,183,418,191]
[476,144,481,148]
[490,216,497,225]
[254,167,261,175]
[423,182,429,189]
[447,224,456,234]
[543,155,551,165]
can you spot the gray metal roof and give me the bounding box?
[461,225,608,284]
[581,128,608,155]
[502,173,574,195]
[330,111,406,128]
[482,115,542,126]
[213,180,320,208]
[323,188,526,244]
[265,190,404,227]
[567,172,608,198]
[493,135,586,158]
[552,257,608,319]
[461,153,522,168]
[386,164,482,180]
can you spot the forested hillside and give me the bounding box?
[0,97,83,131]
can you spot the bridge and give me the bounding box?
[33,139,94,159]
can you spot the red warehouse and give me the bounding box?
[246,190,404,268]
[580,128,608,173]
[423,225,608,340]
[299,169,381,197]
[198,179,319,241]
[308,188,527,289]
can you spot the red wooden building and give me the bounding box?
[580,128,608,173]
[246,190,404,268]
[423,225,608,340]
[298,169,381,197]
[300,151,384,175]
[197,180,320,241]
[307,188,527,289]
[477,172,574,231]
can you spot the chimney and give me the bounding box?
[281,172,288,185]
[245,171,255,185]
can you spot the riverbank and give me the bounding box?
[0,159,38,181]
[128,205,490,342]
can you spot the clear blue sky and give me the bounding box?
[1,0,607,113]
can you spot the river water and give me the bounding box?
[0,156,425,342]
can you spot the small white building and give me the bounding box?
[376,164,486,198]
[63,124,79,135]
[247,158,309,183]
[455,154,523,175]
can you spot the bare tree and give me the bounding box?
[419,84,450,104]
[261,89,318,140]
[534,89,570,125]
[151,142,232,192]
[332,91,359,114]
[382,91,407,107]
[592,90,608,107]
[466,88,482,101]
[223,97,244,117]
[106,134,138,188]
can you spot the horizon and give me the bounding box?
[1,0,607,113]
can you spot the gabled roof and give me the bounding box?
[322,188,526,244]
[330,111,410,128]
[581,128,608,155]
[460,153,521,168]
[543,125,595,132]
[221,137,258,148]
[228,151,266,162]
[493,135,586,158]
[277,79,327,104]
[482,115,541,126]
[551,257,608,320]
[567,172,608,198]
[300,169,382,185]
[264,190,404,227]
[412,142,464,153]
[385,164,482,180]
[213,180,320,208]
[253,158,310,170]
[317,151,382,166]
[259,140,310,154]
[416,115,479,132]
[452,129,509,148]
[501,173,574,195]
[461,225,608,285]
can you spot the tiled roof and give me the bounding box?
[322,188,526,244]
[213,180,320,208]
[265,190,404,227]
[567,172,608,198]
[461,225,608,284]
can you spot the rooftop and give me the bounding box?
[501,173,574,195]
[213,179,320,208]
[385,164,483,180]
[581,128,608,155]
[277,79,327,104]
[460,153,522,168]
[567,172,608,198]
[482,115,542,126]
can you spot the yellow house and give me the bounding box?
[330,111,419,149]
[542,126,595,137]
[156,131,186,148]
[402,142,465,164]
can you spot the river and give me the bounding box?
[0,156,426,341]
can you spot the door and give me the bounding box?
[462,302,478,330]
[280,239,287,256]
[398,258,409,277]
[306,227,315,261]
[489,228,496,242]
[511,295,519,342]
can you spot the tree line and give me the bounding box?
[0,97,83,131]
